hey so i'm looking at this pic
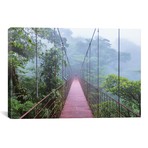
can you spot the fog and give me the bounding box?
[60,28,141,81]
[70,28,141,48]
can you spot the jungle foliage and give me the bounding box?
[8,28,67,118]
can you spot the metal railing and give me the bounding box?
[20,78,73,119]
[79,78,140,118]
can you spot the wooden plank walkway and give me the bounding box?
[60,78,93,118]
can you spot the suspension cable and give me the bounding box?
[53,28,57,48]
[57,28,72,67]
[97,29,100,88]
[56,28,72,75]
[81,29,96,71]
[97,28,100,117]
[35,28,38,99]
[118,29,121,117]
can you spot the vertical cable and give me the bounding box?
[89,43,91,85]
[87,54,88,98]
[118,29,120,117]
[97,29,100,89]
[53,28,57,48]
[57,28,72,80]
[64,49,66,80]
[61,37,64,80]
[35,28,38,99]
[65,48,67,80]
[88,43,91,101]
[53,28,56,77]
[84,61,85,80]
[97,28,100,117]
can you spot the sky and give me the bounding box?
[70,28,141,48]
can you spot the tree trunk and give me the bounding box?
[8,63,24,102]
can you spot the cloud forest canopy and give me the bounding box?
[8,28,141,118]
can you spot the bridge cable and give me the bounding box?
[118,29,121,117]
[97,28,100,117]
[35,28,38,100]
[80,28,96,101]
[81,29,96,71]
[57,28,72,79]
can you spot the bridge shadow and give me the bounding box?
[1,111,8,117]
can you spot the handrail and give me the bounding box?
[20,84,64,119]
[79,78,140,117]
[20,78,73,119]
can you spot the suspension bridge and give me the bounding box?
[20,28,140,118]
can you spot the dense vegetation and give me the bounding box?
[8,28,141,118]
[60,29,140,81]
[90,74,141,117]
[60,29,141,116]
[8,28,68,118]
[103,74,141,114]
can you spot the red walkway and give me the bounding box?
[60,78,93,118]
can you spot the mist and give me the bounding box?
[70,28,141,47]
[60,28,141,81]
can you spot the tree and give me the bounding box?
[92,101,119,117]
[8,28,69,118]
[40,47,63,93]
[8,28,36,102]
[103,74,141,114]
